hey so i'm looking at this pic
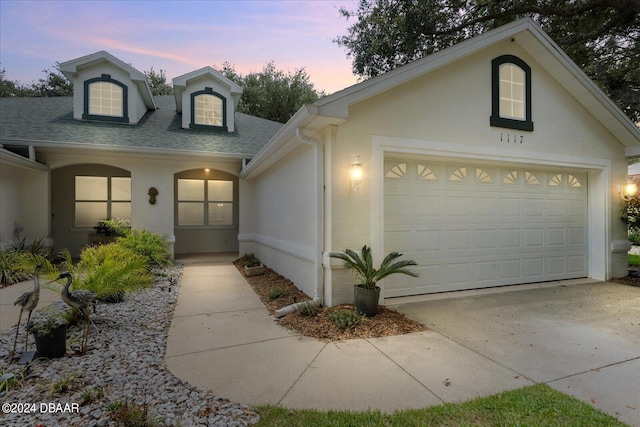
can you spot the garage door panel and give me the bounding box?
[384,159,588,298]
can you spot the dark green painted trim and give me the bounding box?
[490,55,533,131]
[190,88,228,131]
[83,74,129,123]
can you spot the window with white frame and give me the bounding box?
[89,82,123,117]
[177,178,233,226]
[74,176,131,227]
[190,88,227,130]
[499,64,525,120]
[83,74,128,122]
[490,55,533,131]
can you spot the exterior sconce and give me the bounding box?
[620,178,638,201]
[349,154,363,191]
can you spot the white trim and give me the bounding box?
[237,233,315,263]
[371,134,611,301]
[0,147,49,171]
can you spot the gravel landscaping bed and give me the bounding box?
[0,264,259,427]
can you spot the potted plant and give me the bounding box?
[28,307,68,359]
[329,245,419,317]
[242,253,265,277]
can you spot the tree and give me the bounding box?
[144,67,173,95]
[32,64,73,96]
[0,67,34,97]
[1,64,71,97]
[335,0,640,122]
[216,62,324,123]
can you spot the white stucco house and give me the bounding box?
[0,51,283,257]
[1,19,639,308]
[238,18,640,306]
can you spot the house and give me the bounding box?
[0,51,283,257]
[2,19,639,309]
[238,18,640,307]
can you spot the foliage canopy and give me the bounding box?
[335,0,640,122]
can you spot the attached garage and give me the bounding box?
[240,19,639,308]
[383,157,589,297]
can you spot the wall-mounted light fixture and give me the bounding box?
[349,154,363,191]
[620,178,638,201]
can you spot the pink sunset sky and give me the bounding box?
[0,0,361,94]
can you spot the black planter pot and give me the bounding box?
[33,325,67,358]
[353,285,381,317]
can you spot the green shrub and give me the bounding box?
[59,244,153,301]
[329,308,363,330]
[0,250,53,286]
[299,300,320,317]
[115,229,171,267]
[628,231,640,245]
[268,286,288,300]
[241,253,262,268]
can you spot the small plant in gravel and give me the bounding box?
[107,399,162,427]
[299,300,320,317]
[268,286,289,300]
[329,308,363,330]
[0,366,25,396]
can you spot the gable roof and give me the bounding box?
[172,66,243,113]
[0,96,283,159]
[242,18,640,178]
[60,50,157,111]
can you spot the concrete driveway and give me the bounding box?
[391,281,640,426]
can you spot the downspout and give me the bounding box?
[274,127,324,317]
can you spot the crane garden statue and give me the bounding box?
[49,272,97,354]
[10,264,42,360]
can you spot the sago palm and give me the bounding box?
[329,245,419,289]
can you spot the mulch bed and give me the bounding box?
[233,260,426,341]
[611,275,640,288]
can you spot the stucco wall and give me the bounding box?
[43,150,241,256]
[325,39,629,303]
[0,162,48,247]
[239,143,318,298]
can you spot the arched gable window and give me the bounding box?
[83,74,129,122]
[491,55,533,131]
[190,88,227,131]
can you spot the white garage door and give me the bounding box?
[383,158,588,298]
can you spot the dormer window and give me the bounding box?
[491,55,533,131]
[190,88,227,131]
[83,74,129,123]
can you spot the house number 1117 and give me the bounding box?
[501,133,524,144]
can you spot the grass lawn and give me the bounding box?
[254,384,628,426]
[629,254,640,266]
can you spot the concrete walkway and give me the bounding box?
[0,279,59,332]
[165,254,640,426]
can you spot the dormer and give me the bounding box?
[60,51,156,124]
[172,67,242,132]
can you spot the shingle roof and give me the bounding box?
[0,95,283,157]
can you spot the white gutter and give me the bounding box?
[274,126,325,317]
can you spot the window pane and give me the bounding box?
[88,81,123,117]
[178,179,204,201]
[208,202,233,225]
[499,64,525,120]
[111,202,131,221]
[178,202,204,225]
[76,176,108,200]
[111,177,131,201]
[75,202,107,227]
[208,180,233,201]
[194,94,223,126]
